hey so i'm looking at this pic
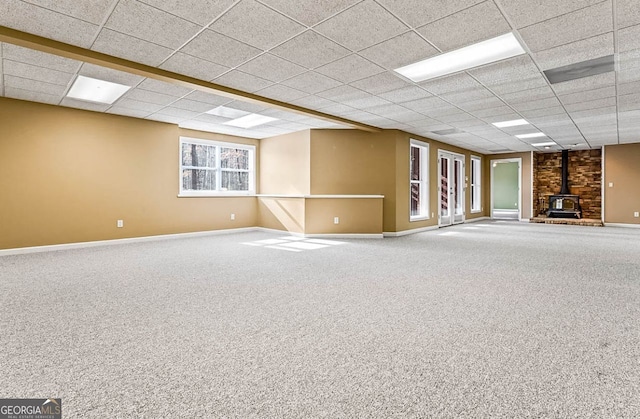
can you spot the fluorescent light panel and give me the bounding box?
[531,141,556,147]
[492,119,529,128]
[516,132,546,139]
[224,113,278,129]
[67,75,130,104]
[394,32,526,82]
[206,106,249,119]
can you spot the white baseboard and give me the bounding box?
[605,223,640,229]
[465,216,490,223]
[255,227,304,237]
[384,225,439,237]
[256,227,382,239]
[0,227,257,256]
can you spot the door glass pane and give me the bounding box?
[410,182,420,216]
[454,160,462,214]
[440,158,449,217]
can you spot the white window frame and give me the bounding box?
[470,155,482,213]
[179,137,256,197]
[409,139,430,221]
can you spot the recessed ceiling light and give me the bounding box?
[66,75,131,104]
[206,106,249,119]
[492,119,529,128]
[531,141,556,147]
[224,113,278,129]
[516,132,546,139]
[394,32,526,83]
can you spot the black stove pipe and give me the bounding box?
[560,149,570,195]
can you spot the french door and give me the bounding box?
[439,151,465,226]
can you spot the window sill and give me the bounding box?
[470,210,482,214]
[410,216,430,222]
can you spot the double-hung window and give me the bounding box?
[179,137,255,196]
[410,139,429,220]
[470,155,481,212]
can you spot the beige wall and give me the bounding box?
[257,197,305,233]
[484,152,533,220]
[305,198,383,235]
[259,130,310,195]
[604,144,640,224]
[0,97,259,249]
[309,129,397,231]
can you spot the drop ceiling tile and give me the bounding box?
[238,54,306,83]
[618,69,640,84]
[280,72,342,94]
[222,100,269,113]
[78,63,145,87]
[499,86,555,104]
[436,112,477,124]
[498,0,604,29]
[105,0,201,49]
[457,97,506,112]
[92,29,173,67]
[60,98,110,112]
[21,0,115,25]
[210,0,304,50]
[342,94,392,109]
[402,96,451,113]
[533,33,614,71]
[270,31,351,70]
[618,24,640,53]
[377,86,432,103]
[171,98,218,113]
[255,84,309,102]
[388,109,430,123]
[349,72,409,94]
[453,118,487,129]
[259,0,358,26]
[159,52,230,81]
[359,31,438,69]
[518,2,612,53]
[146,114,184,124]
[180,29,262,68]
[315,54,384,83]
[314,0,408,51]
[1,44,81,73]
[155,106,202,119]
[421,73,484,95]
[4,75,67,96]
[619,93,640,112]
[137,79,194,98]
[0,0,99,48]
[619,49,640,73]
[417,1,510,52]
[183,91,230,106]
[468,104,514,118]
[490,78,550,95]
[123,88,179,106]
[617,0,640,29]
[107,106,152,119]
[192,113,231,124]
[572,112,617,127]
[316,84,365,101]
[138,0,236,26]
[569,106,616,120]
[440,87,496,104]
[3,60,74,86]
[520,106,567,119]
[213,70,273,93]
[423,105,461,118]
[377,0,484,29]
[365,103,411,117]
[290,95,336,110]
[4,86,60,105]
[618,79,640,96]
[470,55,542,85]
[550,71,615,95]
[114,98,164,113]
[564,96,617,112]
[510,97,562,112]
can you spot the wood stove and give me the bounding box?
[547,150,582,219]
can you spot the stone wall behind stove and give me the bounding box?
[533,150,602,219]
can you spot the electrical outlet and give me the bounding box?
[334,217,339,224]
[117,220,124,228]
[431,212,434,218]
[634,212,639,218]
[609,182,614,187]
[230,213,235,221]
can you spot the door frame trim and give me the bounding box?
[490,157,522,220]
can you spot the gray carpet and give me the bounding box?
[1,221,639,418]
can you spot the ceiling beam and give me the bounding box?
[0,25,381,133]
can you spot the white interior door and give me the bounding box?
[439,151,465,226]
